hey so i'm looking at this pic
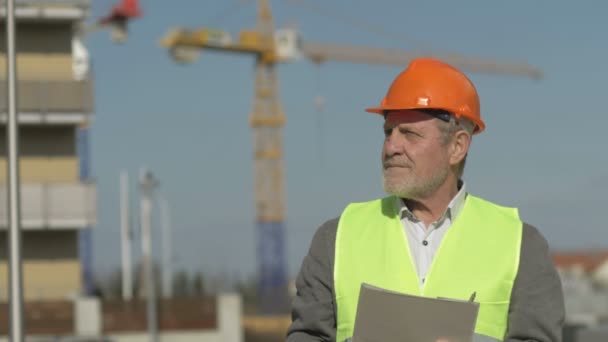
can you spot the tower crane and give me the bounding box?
[77,0,142,43]
[159,0,542,314]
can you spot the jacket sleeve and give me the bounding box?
[287,218,339,342]
[505,223,565,342]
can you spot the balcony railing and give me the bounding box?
[0,78,93,114]
[0,0,90,19]
[0,182,96,229]
[14,0,90,6]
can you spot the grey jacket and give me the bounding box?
[287,217,565,342]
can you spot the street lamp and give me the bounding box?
[139,168,159,342]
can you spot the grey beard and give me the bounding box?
[382,169,448,199]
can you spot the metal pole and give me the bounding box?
[139,168,159,342]
[159,196,173,299]
[77,124,94,295]
[120,171,133,301]
[6,0,25,340]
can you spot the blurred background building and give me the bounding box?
[0,2,244,341]
[554,251,608,342]
[0,0,95,302]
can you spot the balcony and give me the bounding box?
[0,182,96,229]
[0,1,90,21]
[0,79,93,124]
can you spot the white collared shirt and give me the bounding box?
[396,182,468,287]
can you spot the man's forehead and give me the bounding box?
[383,110,436,126]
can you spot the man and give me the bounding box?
[287,58,564,342]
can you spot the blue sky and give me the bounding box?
[87,0,608,279]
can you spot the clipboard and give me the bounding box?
[351,283,480,342]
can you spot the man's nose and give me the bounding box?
[384,129,404,155]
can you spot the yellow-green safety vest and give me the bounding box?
[335,195,522,342]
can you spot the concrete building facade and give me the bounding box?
[0,0,95,301]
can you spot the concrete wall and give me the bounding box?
[217,294,243,342]
[0,158,79,182]
[576,326,608,342]
[0,22,73,80]
[75,294,244,342]
[0,294,243,341]
[0,2,86,307]
[0,125,78,182]
[0,23,72,53]
[107,331,223,342]
[0,231,81,300]
[0,54,73,80]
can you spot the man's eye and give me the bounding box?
[384,128,392,137]
[400,128,419,137]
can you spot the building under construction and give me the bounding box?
[0,0,95,301]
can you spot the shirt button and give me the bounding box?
[422,240,428,246]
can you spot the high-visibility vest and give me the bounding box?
[335,195,522,342]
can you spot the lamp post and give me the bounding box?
[6,0,24,340]
[159,196,173,299]
[120,171,133,300]
[139,168,159,342]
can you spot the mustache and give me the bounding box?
[383,156,412,169]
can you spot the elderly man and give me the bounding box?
[287,58,564,342]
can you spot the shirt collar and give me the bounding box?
[396,180,468,223]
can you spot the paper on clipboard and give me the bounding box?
[351,283,480,342]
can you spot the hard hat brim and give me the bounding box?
[365,107,384,115]
[365,106,437,115]
[364,106,409,115]
[365,106,486,134]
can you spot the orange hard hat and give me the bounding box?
[366,57,485,134]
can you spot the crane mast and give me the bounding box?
[250,0,290,314]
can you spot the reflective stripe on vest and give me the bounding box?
[334,195,522,342]
[343,336,500,342]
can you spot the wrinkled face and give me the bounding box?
[382,110,452,199]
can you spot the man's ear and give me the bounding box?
[449,130,471,166]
